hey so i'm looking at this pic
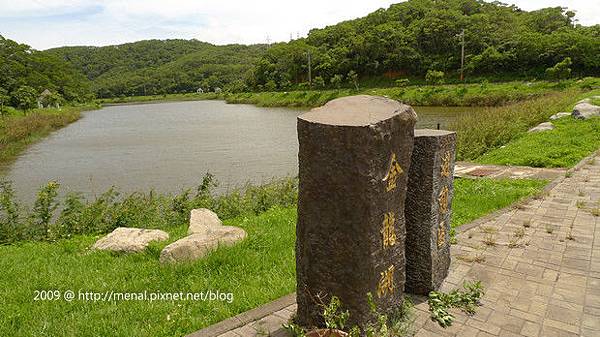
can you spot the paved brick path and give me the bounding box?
[190,154,600,337]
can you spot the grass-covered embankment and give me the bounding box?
[452,88,600,162]
[0,176,546,336]
[223,78,600,108]
[95,78,600,109]
[477,116,600,168]
[0,103,99,165]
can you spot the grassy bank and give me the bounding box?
[451,89,599,161]
[96,78,600,108]
[96,93,220,105]
[0,103,99,165]
[477,116,600,168]
[0,177,545,336]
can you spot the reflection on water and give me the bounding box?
[0,100,478,202]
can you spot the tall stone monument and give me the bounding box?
[295,95,417,328]
[405,129,456,295]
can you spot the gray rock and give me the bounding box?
[92,227,169,253]
[528,122,555,133]
[189,208,222,235]
[549,112,571,121]
[405,129,456,295]
[159,226,246,263]
[572,102,600,120]
[296,95,416,328]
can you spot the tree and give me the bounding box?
[545,57,572,81]
[313,76,325,89]
[347,70,359,90]
[0,88,9,115]
[330,74,343,89]
[425,70,445,85]
[12,86,38,113]
[46,92,63,109]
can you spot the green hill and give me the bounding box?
[48,40,267,98]
[250,0,600,90]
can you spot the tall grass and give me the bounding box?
[451,89,583,161]
[0,174,298,245]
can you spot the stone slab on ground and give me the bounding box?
[454,162,566,180]
[549,112,571,120]
[528,122,555,133]
[191,151,600,337]
[92,227,169,253]
[160,226,246,264]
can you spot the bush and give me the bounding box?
[0,174,299,245]
[426,70,445,85]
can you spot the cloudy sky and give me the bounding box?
[1,0,598,50]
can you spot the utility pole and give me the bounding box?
[458,29,465,82]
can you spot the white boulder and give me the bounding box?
[189,208,222,234]
[528,122,555,133]
[549,112,571,121]
[572,102,600,120]
[159,226,247,263]
[92,227,169,253]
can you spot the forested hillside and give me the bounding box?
[48,40,267,98]
[250,0,600,90]
[6,0,600,101]
[0,35,92,109]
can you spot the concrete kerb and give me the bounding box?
[186,294,296,337]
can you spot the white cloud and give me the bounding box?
[0,0,598,50]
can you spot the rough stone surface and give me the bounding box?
[405,129,456,295]
[92,227,169,253]
[160,226,246,263]
[528,122,555,133]
[296,95,417,328]
[549,112,571,120]
[572,102,600,120]
[189,208,222,234]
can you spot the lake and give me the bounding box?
[1,100,476,202]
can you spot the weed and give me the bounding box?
[481,226,498,234]
[514,228,525,239]
[456,254,486,263]
[428,281,485,328]
[523,220,531,228]
[508,238,523,248]
[591,208,600,217]
[576,201,586,209]
[483,234,496,246]
[545,224,555,234]
[566,231,575,241]
[578,190,585,197]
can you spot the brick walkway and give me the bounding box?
[190,154,600,337]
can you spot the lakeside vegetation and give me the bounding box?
[0,176,545,336]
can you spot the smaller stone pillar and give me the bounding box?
[296,95,417,328]
[405,129,456,295]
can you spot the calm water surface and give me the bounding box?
[1,101,477,202]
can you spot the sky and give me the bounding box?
[0,0,598,50]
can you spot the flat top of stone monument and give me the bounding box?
[298,95,416,126]
[415,129,456,137]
